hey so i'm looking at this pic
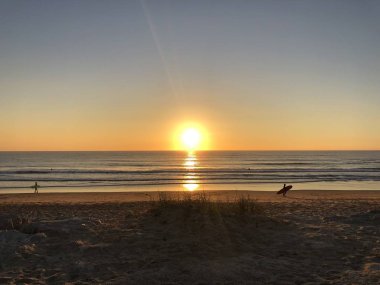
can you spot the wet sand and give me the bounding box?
[0,190,379,284]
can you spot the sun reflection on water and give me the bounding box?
[184,153,197,169]
[183,152,199,191]
[183,180,199,191]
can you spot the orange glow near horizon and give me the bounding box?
[1,118,379,151]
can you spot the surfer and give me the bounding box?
[277,183,292,197]
[33,182,40,194]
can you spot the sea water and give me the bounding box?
[0,151,379,193]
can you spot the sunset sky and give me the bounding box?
[1,0,379,151]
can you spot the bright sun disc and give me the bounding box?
[181,128,201,150]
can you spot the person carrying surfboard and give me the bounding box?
[277,183,292,197]
[32,182,40,194]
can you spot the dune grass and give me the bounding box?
[145,191,269,256]
[152,191,264,221]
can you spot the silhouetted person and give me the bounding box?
[277,183,293,196]
[33,182,39,194]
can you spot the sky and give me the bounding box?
[0,0,379,151]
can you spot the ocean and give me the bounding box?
[0,151,379,193]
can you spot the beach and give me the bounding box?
[0,190,379,284]
[2,0,380,283]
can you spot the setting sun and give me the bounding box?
[181,128,201,150]
[173,123,210,151]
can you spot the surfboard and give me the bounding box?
[277,185,292,194]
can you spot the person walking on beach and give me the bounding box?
[276,183,292,197]
[33,182,40,194]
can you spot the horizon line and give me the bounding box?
[1,149,379,152]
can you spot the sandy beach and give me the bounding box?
[2,0,380,283]
[0,190,379,284]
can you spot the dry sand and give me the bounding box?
[0,190,379,284]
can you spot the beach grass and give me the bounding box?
[154,191,263,218]
[152,191,263,212]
